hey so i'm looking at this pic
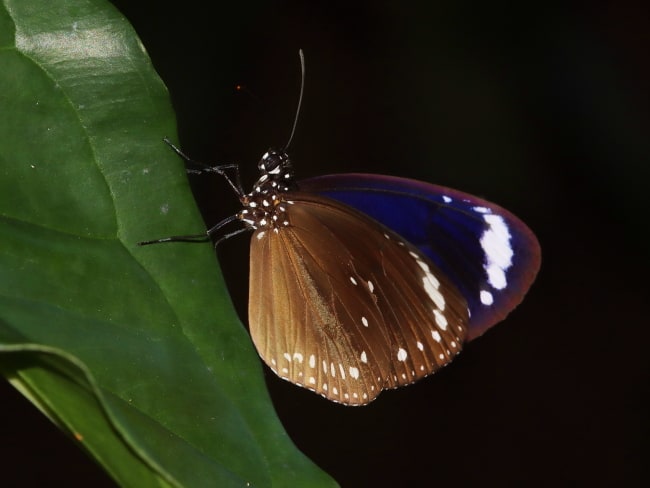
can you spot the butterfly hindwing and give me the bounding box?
[248,192,469,405]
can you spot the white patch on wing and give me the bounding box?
[480,214,513,290]
[480,289,494,305]
[349,366,360,379]
[397,348,408,361]
[473,206,491,214]
[433,309,448,330]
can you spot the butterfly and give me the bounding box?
[139,52,541,406]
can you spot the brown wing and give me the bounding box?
[248,192,469,405]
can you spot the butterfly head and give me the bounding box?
[257,148,294,183]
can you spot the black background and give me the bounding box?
[3,1,648,486]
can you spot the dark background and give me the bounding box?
[3,1,648,486]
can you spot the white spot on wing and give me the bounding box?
[416,258,430,274]
[361,316,369,327]
[433,309,448,330]
[424,279,445,310]
[480,289,494,305]
[397,348,408,361]
[412,253,445,309]
[473,206,491,214]
[349,366,360,379]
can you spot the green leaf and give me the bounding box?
[0,1,336,486]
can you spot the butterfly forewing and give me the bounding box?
[299,174,542,340]
[248,192,469,405]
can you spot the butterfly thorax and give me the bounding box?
[238,148,297,233]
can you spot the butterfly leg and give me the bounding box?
[162,137,245,197]
[138,215,243,247]
[213,227,250,248]
[138,233,210,246]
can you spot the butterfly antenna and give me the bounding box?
[282,49,305,152]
